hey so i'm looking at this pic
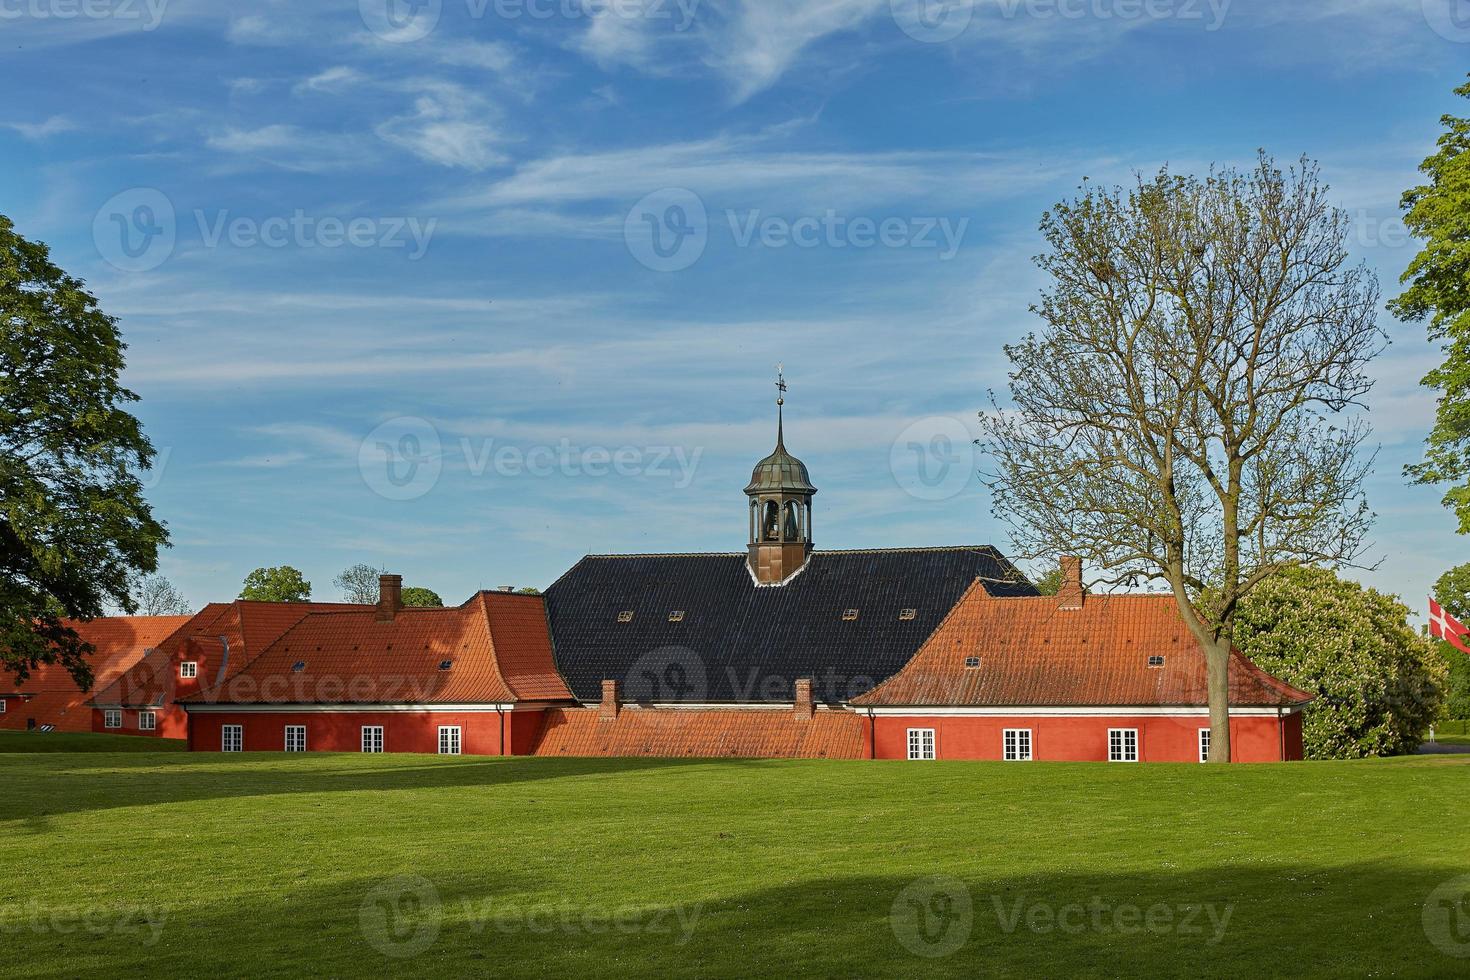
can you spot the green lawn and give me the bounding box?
[0,730,186,753]
[2,752,1468,978]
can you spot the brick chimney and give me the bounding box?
[376,574,403,622]
[599,679,620,720]
[793,677,813,720]
[1057,556,1084,610]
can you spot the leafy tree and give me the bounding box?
[1230,567,1447,759]
[1030,567,1062,596]
[239,566,311,603]
[136,575,191,616]
[515,587,540,595]
[979,156,1383,761]
[401,586,442,607]
[0,215,169,688]
[333,563,384,604]
[1391,75,1470,530]
[1431,564,1470,719]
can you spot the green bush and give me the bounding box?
[1231,567,1448,759]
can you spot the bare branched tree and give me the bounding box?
[979,154,1384,762]
[137,575,191,617]
[334,563,385,605]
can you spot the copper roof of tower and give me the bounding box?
[744,378,817,495]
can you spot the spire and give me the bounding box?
[775,363,786,449]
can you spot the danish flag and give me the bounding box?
[1429,597,1470,654]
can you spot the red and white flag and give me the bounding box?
[1429,597,1470,654]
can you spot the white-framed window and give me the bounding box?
[1198,728,1211,763]
[285,725,307,752]
[438,726,461,755]
[1108,728,1139,762]
[361,726,384,753]
[221,724,243,752]
[1003,728,1032,761]
[104,709,122,729]
[0,699,6,714]
[907,728,936,761]
[138,711,156,731]
[180,661,197,679]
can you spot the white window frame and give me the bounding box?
[438,726,461,755]
[1198,727,1211,763]
[285,725,307,753]
[361,726,384,753]
[1003,728,1032,761]
[221,724,243,752]
[906,727,936,761]
[104,709,122,729]
[138,710,156,731]
[179,661,198,679]
[1108,728,1139,763]
[0,699,6,714]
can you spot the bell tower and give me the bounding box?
[746,368,816,585]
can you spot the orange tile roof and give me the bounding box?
[2,616,192,730]
[91,601,365,708]
[181,592,573,705]
[852,583,1314,708]
[529,706,867,759]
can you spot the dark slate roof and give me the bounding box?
[543,547,1037,704]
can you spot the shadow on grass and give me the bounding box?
[3,864,1463,978]
[0,753,760,823]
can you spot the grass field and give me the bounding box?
[3,749,1469,978]
[0,730,185,753]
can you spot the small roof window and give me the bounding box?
[617,610,634,623]
[438,660,453,671]
[668,610,685,622]
[841,609,859,622]
[964,656,980,669]
[291,661,306,672]
[899,608,917,621]
[1147,655,1165,668]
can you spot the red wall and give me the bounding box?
[186,709,546,755]
[91,706,187,739]
[872,713,1301,763]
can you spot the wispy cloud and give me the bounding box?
[6,115,78,140]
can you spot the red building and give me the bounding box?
[173,392,1312,763]
[89,600,367,737]
[0,615,190,732]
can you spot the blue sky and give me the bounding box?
[2,0,1467,611]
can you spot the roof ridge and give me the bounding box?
[577,545,1007,560]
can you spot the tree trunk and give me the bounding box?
[1205,638,1232,762]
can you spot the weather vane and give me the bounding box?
[775,363,786,406]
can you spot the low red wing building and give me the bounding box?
[0,616,190,733]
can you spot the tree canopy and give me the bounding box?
[1231,566,1447,758]
[1391,75,1470,530]
[136,574,190,616]
[401,586,442,607]
[239,566,311,603]
[333,563,383,604]
[0,214,168,688]
[979,155,1383,761]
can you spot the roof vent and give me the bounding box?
[964,656,980,669]
[291,661,306,672]
[841,609,859,622]
[1147,655,1165,668]
[899,608,917,621]
[617,610,634,623]
[438,660,453,671]
[498,586,514,593]
[668,610,685,622]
